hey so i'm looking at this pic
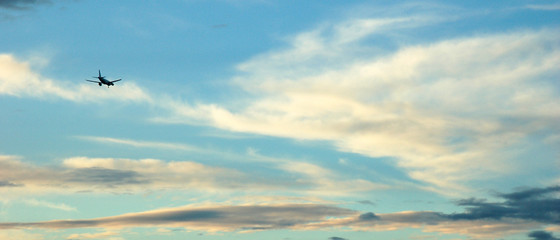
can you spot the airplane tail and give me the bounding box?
[98,70,101,78]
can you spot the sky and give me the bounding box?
[0,0,559,239]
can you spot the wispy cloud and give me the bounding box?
[77,136,201,152]
[23,199,77,212]
[525,4,560,11]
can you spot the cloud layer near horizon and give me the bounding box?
[1,186,558,238]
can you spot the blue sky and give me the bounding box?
[1,1,559,239]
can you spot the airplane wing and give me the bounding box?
[111,79,122,83]
[86,80,101,83]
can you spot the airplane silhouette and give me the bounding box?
[86,70,122,88]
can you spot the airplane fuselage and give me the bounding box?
[97,77,114,86]
[86,70,121,87]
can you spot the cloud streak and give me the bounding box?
[0,154,380,195]
[0,204,356,232]
[0,155,247,193]
[77,136,202,152]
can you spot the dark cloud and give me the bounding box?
[0,204,356,231]
[0,0,49,10]
[447,186,560,224]
[500,186,560,201]
[66,167,150,186]
[329,237,348,240]
[528,231,560,240]
[358,212,379,221]
[357,200,376,206]
[0,180,22,187]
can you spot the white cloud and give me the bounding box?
[162,20,560,194]
[0,54,152,103]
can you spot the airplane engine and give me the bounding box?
[98,83,102,86]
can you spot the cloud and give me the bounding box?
[246,150,387,195]
[76,136,203,153]
[358,212,380,221]
[529,231,560,240]
[24,199,77,212]
[306,186,559,238]
[66,231,124,240]
[0,186,557,238]
[0,181,21,187]
[0,229,43,240]
[0,54,152,103]
[0,155,247,193]
[0,0,49,10]
[67,167,149,186]
[161,18,560,194]
[357,200,376,206]
[499,186,560,201]
[448,186,560,224]
[66,230,121,240]
[0,154,380,195]
[328,237,348,240]
[2,6,559,197]
[0,204,356,232]
[525,4,560,11]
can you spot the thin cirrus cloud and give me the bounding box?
[76,136,202,153]
[1,186,558,238]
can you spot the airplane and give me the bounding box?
[86,70,122,88]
